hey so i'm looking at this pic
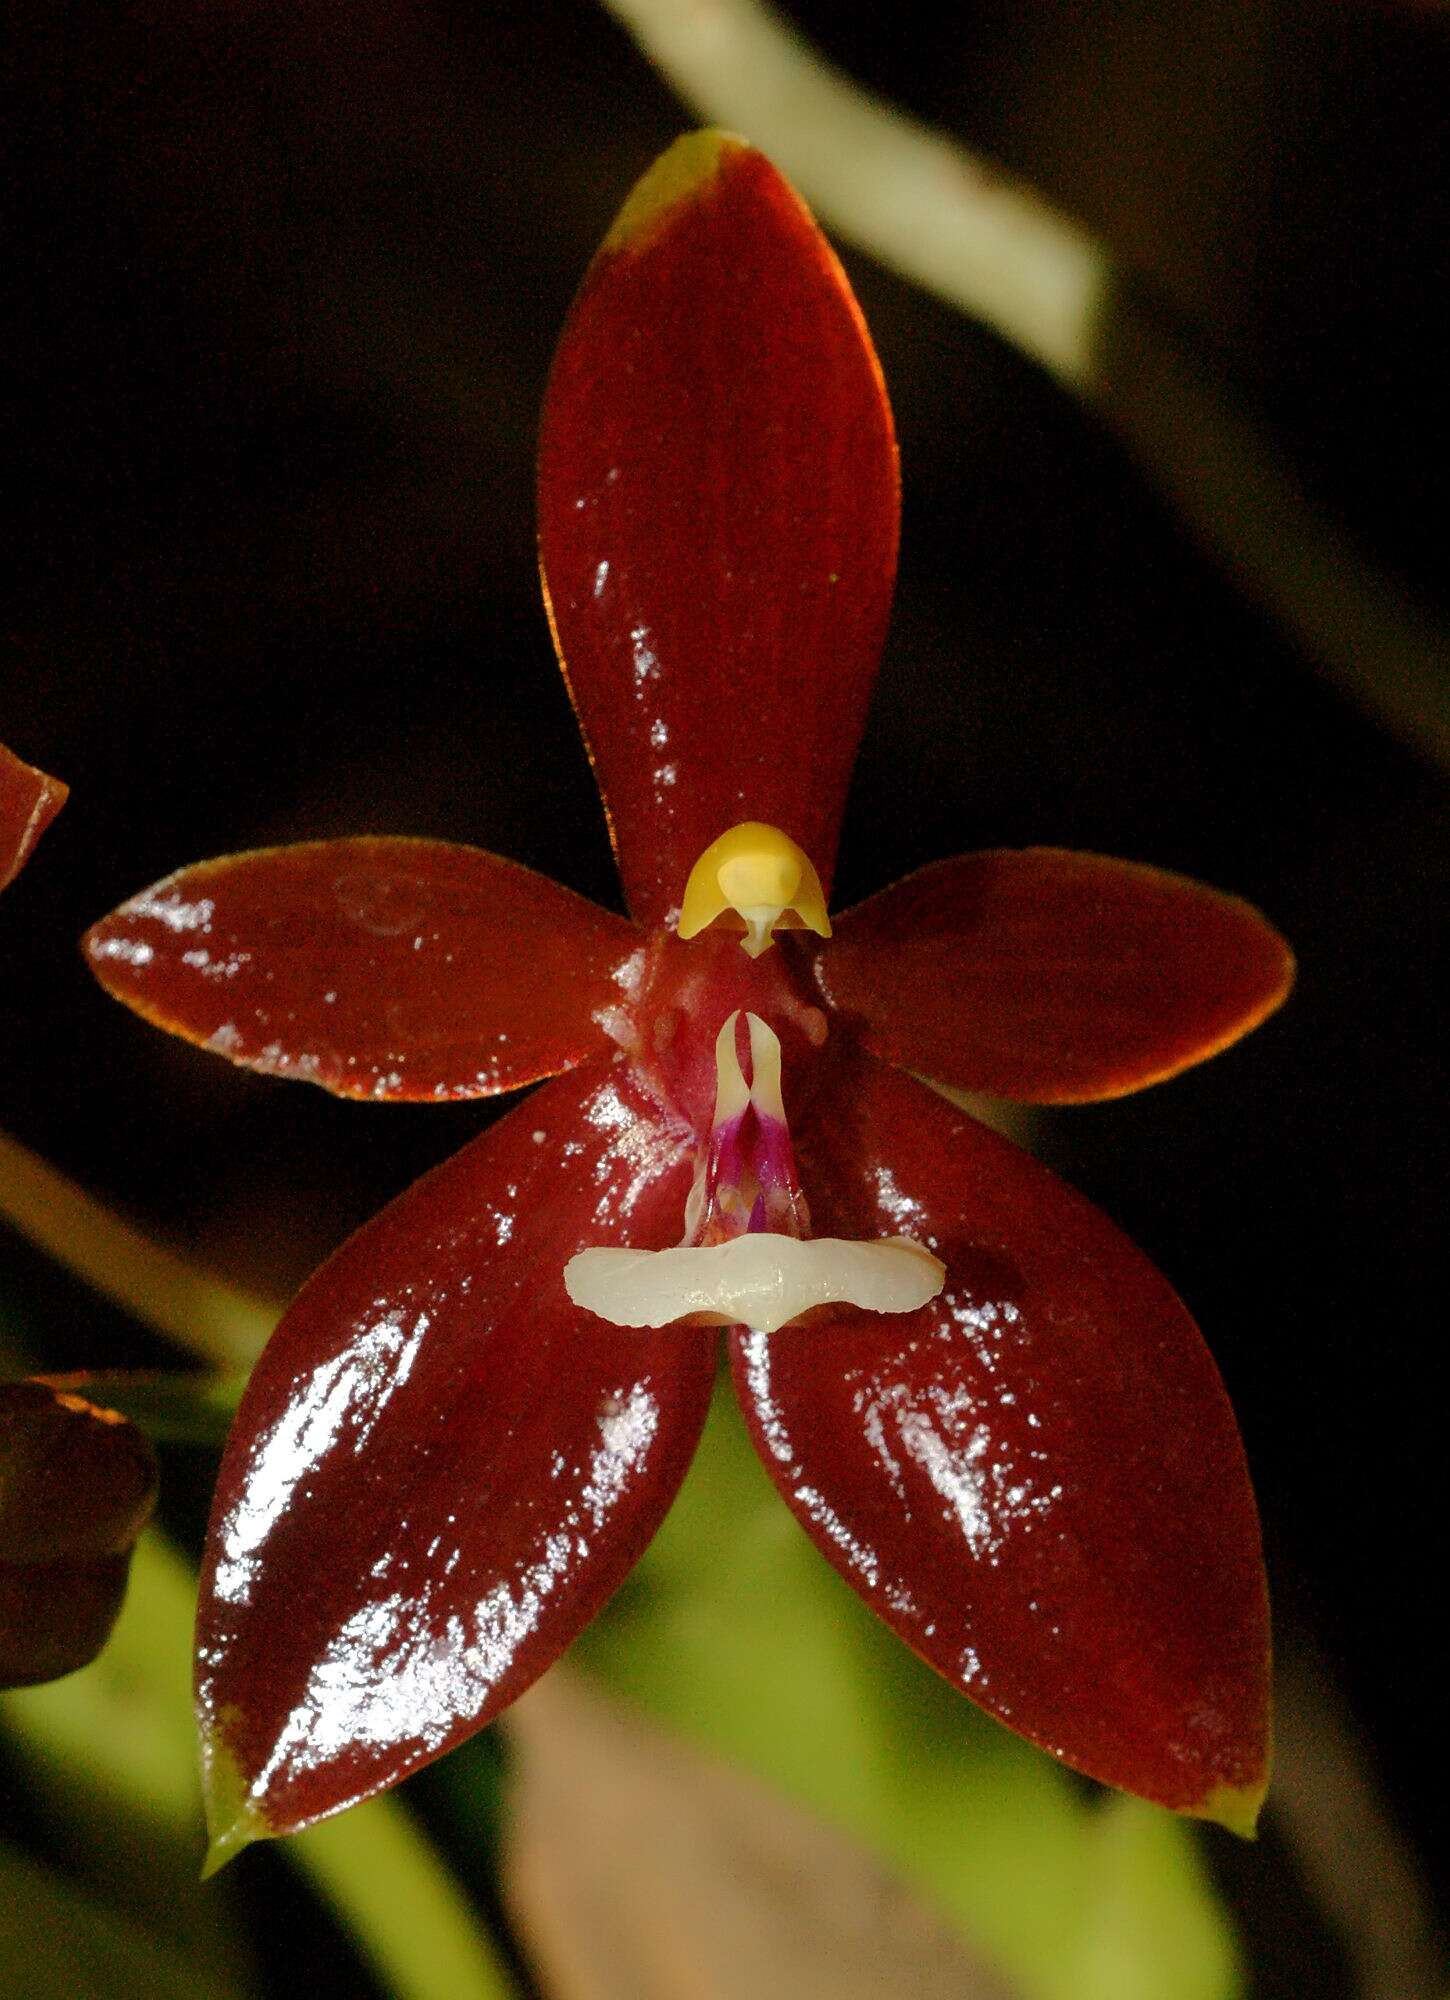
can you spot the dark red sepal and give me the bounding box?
[728,1051,1270,1830]
[0,1380,158,1688]
[0,740,67,893]
[83,839,642,1101]
[195,1058,716,1861]
[819,849,1294,1103]
[538,132,899,927]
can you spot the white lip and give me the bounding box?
[564,1232,945,1334]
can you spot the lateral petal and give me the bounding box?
[820,849,1293,1102]
[820,840,1296,1096]
[83,838,643,1100]
[538,132,898,927]
[728,1051,1270,1830]
[195,1057,716,1857]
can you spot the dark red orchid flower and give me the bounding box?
[83,133,1292,1868]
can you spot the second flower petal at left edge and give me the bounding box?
[1,739,67,894]
[83,838,644,1100]
[196,1055,717,1861]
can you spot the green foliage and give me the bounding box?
[577,1382,1243,2000]
[0,1532,256,1996]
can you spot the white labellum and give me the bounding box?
[564,1232,945,1334]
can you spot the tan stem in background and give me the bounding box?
[0,1129,276,1373]
[600,0,1450,767]
[504,1669,1017,2000]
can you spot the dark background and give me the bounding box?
[4,1,1447,1991]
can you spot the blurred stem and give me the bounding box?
[1271,1644,1447,2000]
[610,0,1105,384]
[0,1128,275,1372]
[600,0,1450,766]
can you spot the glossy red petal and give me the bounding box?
[821,848,1294,1102]
[0,740,67,893]
[538,132,898,927]
[83,839,642,1101]
[728,1051,1269,1829]
[195,1058,715,1856]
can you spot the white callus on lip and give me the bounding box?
[564,1232,945,1334]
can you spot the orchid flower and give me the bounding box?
[83,132,1292,1869]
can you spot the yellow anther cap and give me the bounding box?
[677,822,831,957]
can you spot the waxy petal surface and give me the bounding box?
[729,1052,1269,1828]
[538,132,898,927]
[821,848,1294,1102]
[0,740,67,893]
[196,1058,716,1856]
[84,839,641,1101]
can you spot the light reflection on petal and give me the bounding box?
[132,888,215,932]
[196,1059,717,1839]
[212,1306,428,1606]
[246,1381,663,1789]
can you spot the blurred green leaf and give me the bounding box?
[1,1531,517,2000]
[576,1384,1242,2000]
[0,1841,238,2000]
[292,1793,519,2000]
[1078,1792,1242,2000]
[408,1727,511,1880]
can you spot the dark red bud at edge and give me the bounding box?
[0,740,67,894]
[0,1381,159,1688]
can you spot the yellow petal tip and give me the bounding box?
[603,129,750,255]
[1188,1774,1268,1841]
